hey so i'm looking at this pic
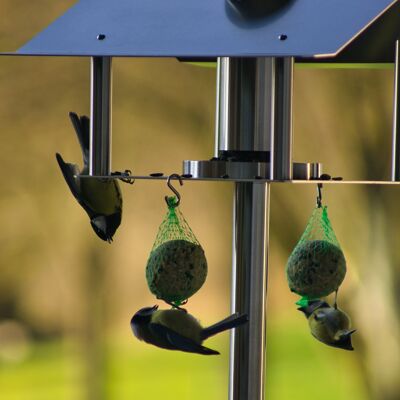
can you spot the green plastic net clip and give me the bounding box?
[166,196,178,210]
[295,297,319,308]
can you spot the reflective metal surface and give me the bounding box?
[392,40,400,180]
[182,160,318,180]
[183,159,268,180]
[216,57,274,155]
[230,182,269,400]
[270,57,293,180]
[11,0,396,59]
[90,56,112,176]
[216,56,272,400]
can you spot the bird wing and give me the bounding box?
[79,177,122,216]
[56,152,94,217]
[56,152,122,218]
[149,323,219,355]
[311,332,354,351]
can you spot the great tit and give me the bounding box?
[56,112,122,242]
[298,300,356,351]
[130,305,248,355]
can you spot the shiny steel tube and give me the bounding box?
[230,182,269,400]
[215,57,274,155]
[90,56,112,176]
[391,40,400,181]
[217,57,273,400]
[270,57,293,180]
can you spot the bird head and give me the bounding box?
[90,213,121,243]
[297,300,329,318]
[131,305,159,326]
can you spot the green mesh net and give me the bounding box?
[146,196,207,307]
[297,206,341,248]
[286,205,346,302]
[151,197,199,250]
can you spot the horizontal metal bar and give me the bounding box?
[287,180,400,185]
[78,174,264,183]
[77,174,400,185]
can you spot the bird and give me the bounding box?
[56,112,123,242]
[130,305,248,355]
[298,300,356,351]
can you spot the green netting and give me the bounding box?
[146,196,207,307]
[151,196,199,251]
[286,205,346,300]
[297,206,341,248]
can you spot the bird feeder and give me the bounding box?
[2,0,400,399]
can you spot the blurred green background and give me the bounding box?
[0,1,399,399]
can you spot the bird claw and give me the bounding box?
[166,299,188,312]
[112,169,135,184]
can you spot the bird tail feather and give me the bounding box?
[69,112,90,167]
[201,313,248,340]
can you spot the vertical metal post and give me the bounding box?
[270,57,294,180]
[214,57,274,400]
[214,56,293,399]
[215,57,274,157]
[391,40,400,181]
[230,182,269,400]
[214,58,224,158]
[90,56,112,176]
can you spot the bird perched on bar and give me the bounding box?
[130,305,248,355]
[298,300,356,351]
[56,112,123,242]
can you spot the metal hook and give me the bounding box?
[165,173,183,207]
[316,183,323,208]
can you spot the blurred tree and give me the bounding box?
[273,67,400,400]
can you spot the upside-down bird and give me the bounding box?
[131,305,248,355]
[56,112,123,242]
[298,300,356,351]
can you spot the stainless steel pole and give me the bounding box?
[391,40,400,181]
[214,57,274,400]
[230,182,270,400]
[270,57,294,180]
[90,56,112,176]
[215,57,274,157]
[214,56,293,399]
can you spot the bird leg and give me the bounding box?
[112,169,135,184]
[165,299,188,313]
[334,289,339,309]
